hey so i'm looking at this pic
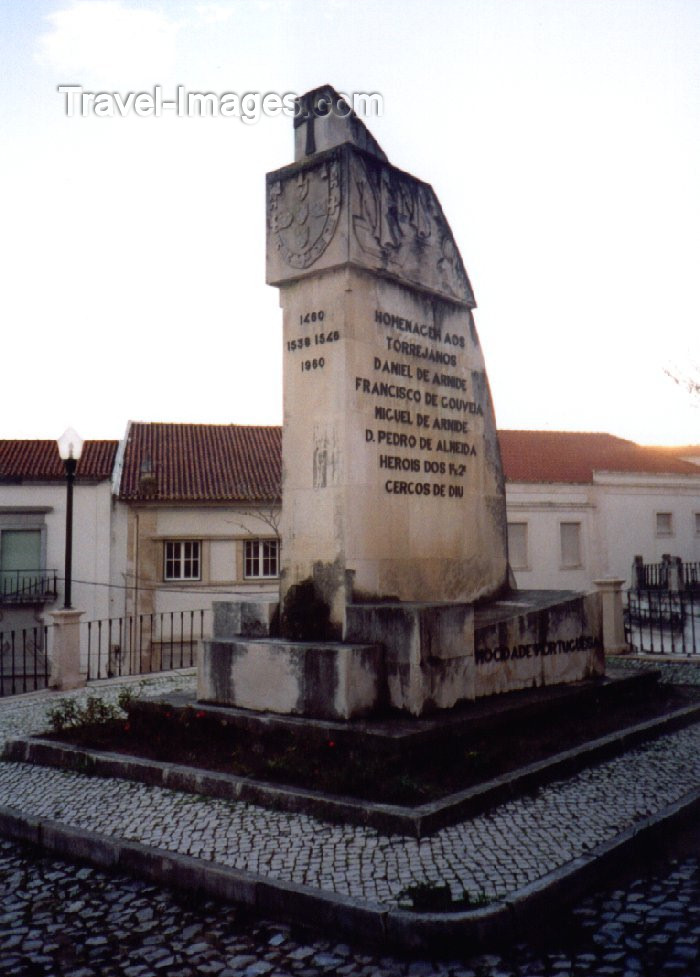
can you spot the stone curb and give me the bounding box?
[6,699,700,837]
[1,785,700,955]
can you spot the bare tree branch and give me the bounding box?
[664,362,700,402]
[226,503,281,538]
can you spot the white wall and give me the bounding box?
[594,473,700,581]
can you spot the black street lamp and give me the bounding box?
[57,428,84,610]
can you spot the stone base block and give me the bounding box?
[473,591,604,699]
[345,602,474,716]
[212,598,279,639]
[198,638,384,720]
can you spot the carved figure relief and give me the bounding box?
[351,154,474,304]
[268,159,342,269]
[352,155,431,264]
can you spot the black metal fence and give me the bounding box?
[85,610,206,680]
[0,625,50,696]
[626,558,700,655]
[632,556,700,592]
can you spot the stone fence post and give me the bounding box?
[631,555,645,589]
[667,556,683,592]
[593,579,628,655]
[49,609,86,690]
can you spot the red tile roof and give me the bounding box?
[0,440,118,482]
[498,431,700,483]
[2,428,692,495]
[118,423,282,502]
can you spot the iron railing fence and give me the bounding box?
[0,625,51,696]
[633,559,700,592]
[0,609,209,698]
[684,562,700,592]
[625,589,699,656]
[0,570,58,605]
[85,610,206,680]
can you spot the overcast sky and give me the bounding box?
[1,0,698,445]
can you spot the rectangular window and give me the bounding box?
[164,540,201,581]
[244,538,279,579]
[656,512,673,537]
[0,529,41,572]
[507,522,528,570]
[0,529,42,592]
[696,513,700,536]
[560,522,582,568]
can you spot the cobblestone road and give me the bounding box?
[2,833,700,976]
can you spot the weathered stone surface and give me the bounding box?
[212,599,279,639]
[473,592,605,698]
[198,638,384,719]
[267,87,508,637]
[345,602,474,715]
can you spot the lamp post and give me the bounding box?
[57,427,83,610]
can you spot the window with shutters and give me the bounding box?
[560,522,582,568]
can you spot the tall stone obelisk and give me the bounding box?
[267,87,509,639]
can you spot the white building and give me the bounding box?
[112,422,282,627]
[0,439,118,632]
[500,431,700,591]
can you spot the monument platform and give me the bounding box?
[199,589,604,718]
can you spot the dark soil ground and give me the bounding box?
[43,682,699,805]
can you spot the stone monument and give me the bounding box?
[268,88,508,623]
[199,86,604,718]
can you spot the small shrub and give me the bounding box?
[117,686,141,713]
[465,890,491,908]
[47,695,119,733]
[398,881,453,911]
[46,699,80,733]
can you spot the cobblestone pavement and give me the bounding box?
[2,833,700,976]
[1,667,700,906]
[607,655,700,687]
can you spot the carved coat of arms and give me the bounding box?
[268,159,342,270]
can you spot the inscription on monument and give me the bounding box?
[356,308,483,498]
[285,309,342,375]
[475,635,601,666]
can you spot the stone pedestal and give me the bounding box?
[198,637,384,720]
[345,602,474,715]
[49,609,85,691]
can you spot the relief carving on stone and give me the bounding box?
[351,154,474,304]
[268,158,342,270]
